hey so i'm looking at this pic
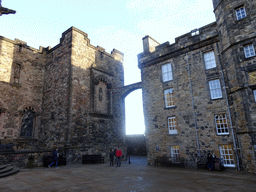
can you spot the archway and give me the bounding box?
[119,82,144,135]
[125,89,145,135]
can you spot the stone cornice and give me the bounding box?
[0,36,45,53]
[138,35,219,69]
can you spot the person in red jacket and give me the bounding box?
[115,146,122,167]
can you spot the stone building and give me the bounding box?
[0,27,126,163]
[138,0,256,172]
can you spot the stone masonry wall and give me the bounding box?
[40,29,72,149]
[69,28,126,160]
[214,0,256,172]
[0,37,46,144]
[139,23,236,166]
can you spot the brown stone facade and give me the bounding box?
[0,27,126,164]
[138,0,256,173]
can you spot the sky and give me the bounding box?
[0,0,216,135]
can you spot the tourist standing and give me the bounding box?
[207,153,214,171]
[115,146,122,167]
[48,148,59,169]
[109,149,115,167]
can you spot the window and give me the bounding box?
[215,114,229,135]
[253,90,256,102]
[244,44,255,58]
[235,7,246,20]
[13,64,21,84]
[191,29,199,36]
[168,117,177,134]
[164,88,174,108]
[171,145,180,162]
[219,145,235,167]
[162,63,173,82]
[209,79,222,99]
[204,51,216,69]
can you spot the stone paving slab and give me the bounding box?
[0,157,256,191]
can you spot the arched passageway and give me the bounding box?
[118,82,145,135]
[125,89,145,135]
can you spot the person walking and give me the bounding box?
[115,146,122,167]
[48,148,59,169]
[109,149,115,167]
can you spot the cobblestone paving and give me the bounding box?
[0,156,255,192]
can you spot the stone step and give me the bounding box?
[0,166,13,174]
[0,165,7,170]
[0,167,19,178]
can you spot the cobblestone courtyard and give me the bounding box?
[0,156,256,192]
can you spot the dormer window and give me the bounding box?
[191,29,199,36]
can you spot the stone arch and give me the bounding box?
[93,75,112,114]
[94,75,112,88]
[18,104,40,114]
[120,82,142,99]
[18,105,39,139]
[19,106,36,138]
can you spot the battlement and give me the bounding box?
[48,27,124,62]
[0,36,46,53]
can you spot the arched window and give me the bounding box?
[14,64,21,84]
[20,107,35,138]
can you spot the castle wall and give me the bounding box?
[0,37,45,145]
[138,23,237,166]
[67,28,125,157]
[40,29,72,149]
[214,0,256,172]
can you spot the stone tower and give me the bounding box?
[213,0,256,172]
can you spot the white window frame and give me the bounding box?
[235,6,246,20]
[171,145,180,162]
[162,63,173,82]
[253,90,256,102]
[244,44,256,58]
[219,145,235,167]
[168,117,178,134]
[204,51,216,69]
[209,79,222,99]
[191,29,199,36]
[164,88,175,108]
[215,114,229,135]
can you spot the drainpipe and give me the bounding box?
[186,55,201,158]
[216,43,240,171]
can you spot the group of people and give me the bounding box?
[207,153,216,171]
[48,146,123,168]
[109,146,122,167]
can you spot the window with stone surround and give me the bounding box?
[168,117,177,134]
[204,51,216,69]
[235,6,246,20]
[162,63,173,82]
[13,64,21,84]
[164,88,174,108]
[209,79,222,99]
[244,44,255,58]
[171,145,180,162]
[215,114,229,135]
[219,145,235,167]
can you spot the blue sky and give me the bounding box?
[0,0,216,134]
